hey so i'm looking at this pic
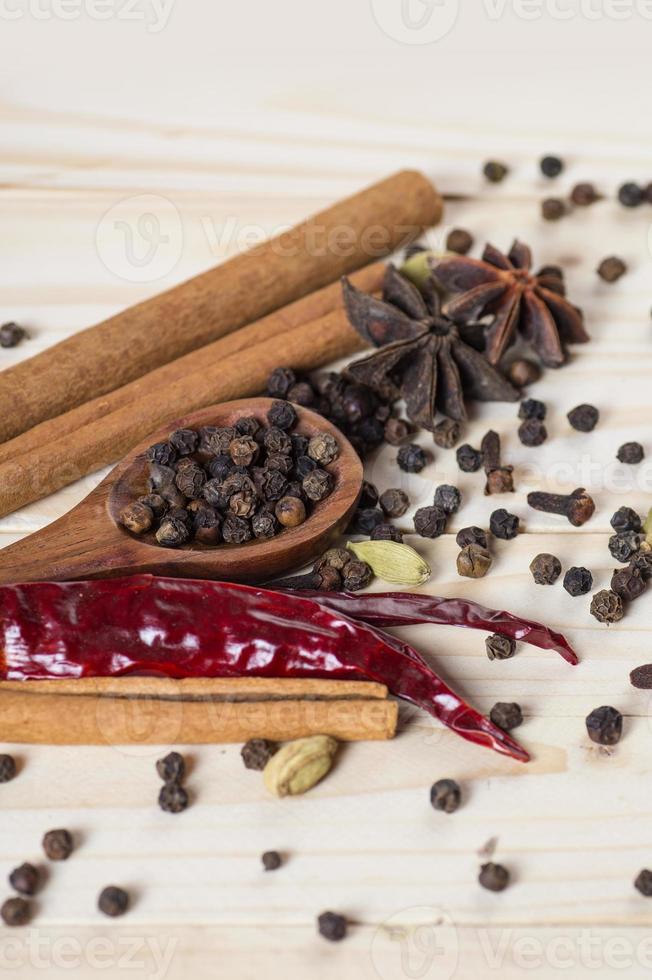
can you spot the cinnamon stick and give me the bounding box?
[0,677,398,744]
[0,262,385,468]
[0,170,441,442]
[0,306,367,517]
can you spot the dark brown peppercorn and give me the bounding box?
[611,567,646,602]
[479,862,510,892]
[434,485,461,515]
[158,782,189,813]
[262,850,282,871]
[146,441,177,467]
[193,506,222,545]
[507,359,541,388]
[370,523,403,543]
[379,488,409,519]
[267,367,296,399]
[430,778,461,813]
[519,399,546,421]
[156,752,185,783]
[98,886,129,917]
[156,516,190,548]
[567,404,599,432]
[397,444,427,473]
[635,870,652,897]
[252,510,278,539]
[138,493,167,520]
[317,911,347,942]
[42,829,73,861]
[629,665,652,689]
[359,481,379,509]
[490,702,523,731]
[175,462,206,499]
[618,182,643,208]
[9,863,39,896]
[263,426,292,456]
[1,897,31,926]
[585,705,622,745]
[609,531,642,563]
[490,509,520,540]
[530,553,562,585]
[241,739,278,770]
[287,382,315,406]
[485,634,516,661]
[229,489,258,519]
[221,515,252,545]
[432,418,461,449]
[206,455,234,482]
[541,197,566,221]
[457,545,492,578]
[617,442,644,465]
[610,507,642,534]
[302,469,333,502]
[342,559,373,592]
[0,322,27,348]
[267,400,297,431]
[563,566,593,597]
[275,496,307,528]
[570,182,599,206]
[229,436,259,468]
[0,754,17,783]
[235,416,261,438]
[483,160,509,183]
[169,428,199,455]
[315,548,352,573]
[630,552,652,580]
[446,228,474,254]
[597,256,627,283]
[308,433,339,466]
[540,155,564,178]
[519,419,548,447]
[590,589,624,624]
[384,417,411,446]
[456,526,488,550]
[314,566,343,591]
[456,444,483,473]
[414,506,447,539]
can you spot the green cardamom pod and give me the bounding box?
[263,735,338,798]
[399,249,446,290]
[643,508,652,545]
[346,540,431,586]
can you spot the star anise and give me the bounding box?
[342,266,519,429]
[432,240,589,367]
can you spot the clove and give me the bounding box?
[527,488,595,527]
[481,430,514,495]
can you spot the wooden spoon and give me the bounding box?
[0,398,363,586]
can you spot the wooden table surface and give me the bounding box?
[1,7,652,977]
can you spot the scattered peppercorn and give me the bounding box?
[42,829,73,861]
[635,870,652,897]
[609,531,642,563]
[563,566,593,597]
[98,886,129,918]
[540,155,564,178]
[430,779,461,814]
[0,322,27,348]
[414,506,448,539]
[456,526,488,550]
[617,442,644,464]
[617,182,644,208]
[630,665,652,689]
[384,418,411,446]
[479,862,510,892]
[485,634,516,661]
[541,197,566,221]
[483,160,509,183]
[158,782,189,814]
[397,444,428,473]
[267,367,296,399]
[371,523,403,543]
[359,481,379,509]
[490,509,520,540]
[570,182,599,206]
[518,419,548,447]
[630,553,652,580]
[241,739,278,771]
[267,400,297,431]
[590,589,624,625]
[611,567,646,602]
[585,705,622,745]
[379,488,409,519]
[456,444,483,473]
[530,553,562,585]
[598,256,627,283]
[262,851,282,871]
[317,911,348,942]
[507,359,541,388]
[489,702,523,731]
[446,228,474,254]
[9,864,39,896]
[432,418,461,449]
[156,751,185,783]
[1,897,31,926]
[287,382,315,406]
[610,507,642,534]
[519,399,546,421]
[567,404,599,432]
[0,754,17,783]
[457,545,492,579]
[349,507,384,536]
[434,485,462,515]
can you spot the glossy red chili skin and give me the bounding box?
[0,575,528,762]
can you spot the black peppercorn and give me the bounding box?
[518,419,548,447]
[156,516,190,548]
[359,481,379,509]
[317,911,348,942]
[267,400,297,431]
[414,506,447,539]
[530,553,562,585]
[175,462,206,499]
[370,524,403,543]
[9,863,39,896]
[397,444,427,473]
[630,552,652,580]
[229,436,259,468]
[585,705,622,745]
[567,404,600,432]
[570,182,599,206]
[275,496,306,528]
[610,507,642,534]
[456,526,488,549]
[251,510,278,539]
[267,367,296,399]
[206,455,234,482]
[156,751,186,783]
[590,589,624,624]
[563,566,593,597]
[222,515,252,545]
[169,428,199,455]
[456,444,483,473]
[489,702,523,731]
[302,469,333,502]
[235,416,260,438]
[434,484,461,515]
[266,453,294,476]
[635,870,652,897]
[540,155,564,178]
[1,897,31,926]
[446,228,474,254]
[483,160,509,183]
[342,383,378,424]
[519,399,546,421]
[158,782,189,813]
[430,778,461,814]
[229,489,258,519]
[384,417,411,446]
[609,531,642,564]
[42,829,73,861]
[308,433,339,465]
[541,197,566,221]
[263,426,292,456]
[138,493,167,520]
[193,507,221,547]
[379,488,409,519]
[287,382,315,406]
[457,545,492,578]
[489,509,520,540]
[119,501,154,536]
[342,559,373,592]
[0,322,27,348]
[611,567,646,602]
[617,182,643,208]
[98,886,130,917]
[315,548,352,573]
[485,634,516,661]
[598,256,627,283]
[146,441,177,467]
[479,863,510,892]
[349,507,385,535]
[262,850,282,871]
[241,739,278,770]
[617,442,644,464]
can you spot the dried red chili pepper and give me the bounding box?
[0,575,528,762]
[304,591,578,666]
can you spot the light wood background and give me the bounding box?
[1,4,652,977]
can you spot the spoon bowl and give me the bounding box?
[0,399,363,585]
